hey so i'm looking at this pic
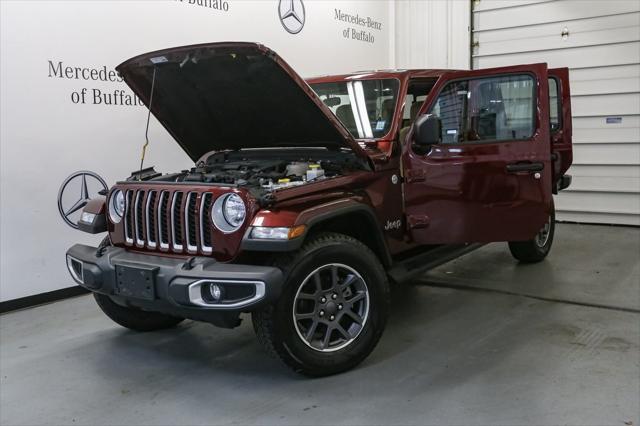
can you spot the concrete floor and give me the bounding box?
[1,223,639,426]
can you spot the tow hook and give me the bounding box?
[95,245,108,258]
[182,257,197,270]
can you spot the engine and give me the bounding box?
[144,149,365,193]
[182,159,324,189]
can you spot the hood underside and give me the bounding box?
[116,42,366,162]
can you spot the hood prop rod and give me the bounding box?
[138,66,157,180]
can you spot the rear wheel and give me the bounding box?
[252,233,389,376]
[93,237,184,332]
[508,200,555,263]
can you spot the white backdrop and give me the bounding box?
[0,0,393,301]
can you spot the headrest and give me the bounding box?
[336,104,352,120]
[336,104,357,134]
[381,99,395,121]
[410,102,423,121]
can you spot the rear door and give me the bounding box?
[402,64,553,244]
[548,67,573,189]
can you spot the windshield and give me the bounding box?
[310,79,400,139]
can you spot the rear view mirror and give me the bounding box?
[324,97,341,107]
[414,114,441,147]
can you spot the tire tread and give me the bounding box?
[508,200,555,263]
[252,232,389,376]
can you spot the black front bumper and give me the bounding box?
[65,244,283,328]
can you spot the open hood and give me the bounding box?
[116,42,368,162]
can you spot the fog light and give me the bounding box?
[208,283,223,301]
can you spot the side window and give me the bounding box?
[403,78,437,129]
[430,80,469,144]
[428,74,536,144]
[549,77,561,132]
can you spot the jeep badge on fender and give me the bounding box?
[65,42,572,376]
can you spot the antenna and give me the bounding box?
[138,66,157,180]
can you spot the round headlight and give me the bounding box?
[108,190,125,223]
[212,193,246,233]
[223,193,246,227]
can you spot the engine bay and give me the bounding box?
[144,148,368,193]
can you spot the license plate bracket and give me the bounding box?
[114,264,158,301]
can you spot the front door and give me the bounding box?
[402,64,553,244]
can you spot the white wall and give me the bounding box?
[393,0,470,70]
[0,0,392,301]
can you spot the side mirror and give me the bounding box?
[414,114,441,147]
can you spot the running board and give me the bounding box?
[388,243,484,284]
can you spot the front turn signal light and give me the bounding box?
[287,225,306,239]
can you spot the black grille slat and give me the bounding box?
[147,191,157,246]
[172,192,184,250]
[201,193,213,251]
[187,193,198,251]
[124,190,134,243]
[135,191,145,244]
[159,191,170,248]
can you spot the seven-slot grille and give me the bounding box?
[123,189,214,254]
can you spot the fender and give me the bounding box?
[241,198,392,267]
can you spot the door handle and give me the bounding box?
[506,162,544,173]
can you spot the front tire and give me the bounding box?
[508,199,555,263]
[252,233,389,377]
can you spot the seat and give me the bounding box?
[410,101,422,121]
[335,104,358,136]
[381,99,395,123]
[399,101,424,143]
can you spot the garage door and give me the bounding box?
[472,0,640,225]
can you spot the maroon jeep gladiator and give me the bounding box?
[66,42,572,376]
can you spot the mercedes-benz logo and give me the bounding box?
[57,171,108,229]
[278,0,305,34]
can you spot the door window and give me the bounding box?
[428,74,536,144]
